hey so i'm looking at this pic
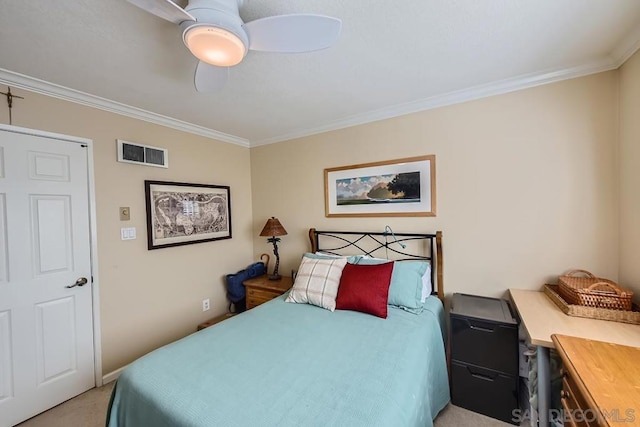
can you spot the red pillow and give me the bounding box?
[336,262,394,318]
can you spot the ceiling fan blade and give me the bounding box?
[194,61,229,92]
[243,14,341,53]
[126,0,195,24]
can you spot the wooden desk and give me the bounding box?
[552,334,640,427]
[510,289,640,348]
[509,289,640,426]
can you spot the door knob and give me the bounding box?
[66,277,88,289]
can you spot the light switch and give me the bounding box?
[120,207,130,221]
[120,227,137,240]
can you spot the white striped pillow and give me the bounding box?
[285,256,347,311]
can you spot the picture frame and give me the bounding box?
[145,180,232,250]
[324,155,436,217]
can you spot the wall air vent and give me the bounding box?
[117,139,168,168]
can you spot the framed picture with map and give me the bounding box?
[144,180,232,250]
[324,155,436,217]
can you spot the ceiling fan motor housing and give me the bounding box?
[181,0,249,57]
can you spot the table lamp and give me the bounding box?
[259,217,287,280]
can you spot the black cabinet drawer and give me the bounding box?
[450,315,518,375]
[451,361,519,425]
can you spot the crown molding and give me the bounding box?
[250,56,621,147]
[0,68,250,148]
[612,25,640,67]
[2,26,639,150]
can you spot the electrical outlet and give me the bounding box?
[202,298,210,312]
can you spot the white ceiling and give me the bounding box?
[0,0,639,147]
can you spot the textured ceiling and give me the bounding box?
[0,0,639,146]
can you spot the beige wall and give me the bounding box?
[1,59,632,376]
[251,72,620,298]
[619,49,640,296]
[0,89,255,374]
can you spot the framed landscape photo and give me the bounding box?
[145,180,231,250]
[324,155,436,217]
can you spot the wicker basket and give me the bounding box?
[558,270,633,311]
[544,284,640,324]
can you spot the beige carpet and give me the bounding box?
[17,382,115,427]
[17,382,516,427]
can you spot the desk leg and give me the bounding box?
[537,346,551,427]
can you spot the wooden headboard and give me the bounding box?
[308,228,444,302]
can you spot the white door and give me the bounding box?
[0,128,95,427]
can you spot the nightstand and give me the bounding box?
[244,274,293,309]
[450,293,519,424]
[197,312,236,331]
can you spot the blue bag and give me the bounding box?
[226,270,250,303]
[247,261,267,278]
[225,261,267,312]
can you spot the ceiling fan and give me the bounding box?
[126,0,342,92]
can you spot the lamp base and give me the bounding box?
[268,274,282,281]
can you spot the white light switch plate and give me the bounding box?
[121,227,137,240]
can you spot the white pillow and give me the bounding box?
[421,263,432,302]
[285,256,348,311]
[314,252,364,264]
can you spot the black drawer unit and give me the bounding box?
[450,293,519,424]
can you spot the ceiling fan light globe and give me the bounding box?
[184,26,246,67]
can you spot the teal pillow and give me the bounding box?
[354,258,427,313]
[390,262,428,313]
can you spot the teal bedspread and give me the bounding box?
[107,295,449,427]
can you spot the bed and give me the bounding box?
[107,229,450,427]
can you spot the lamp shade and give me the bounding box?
[260,217,287,237]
